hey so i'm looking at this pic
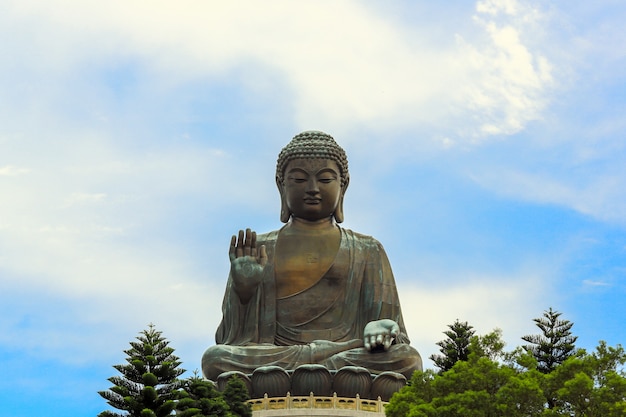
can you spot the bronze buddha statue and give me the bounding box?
[202,131,422,381]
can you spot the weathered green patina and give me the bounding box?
[202,131,422,381]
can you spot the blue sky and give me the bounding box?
[1,0,625,415]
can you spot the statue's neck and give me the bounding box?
[286,216,337,232]
[275,216,341,298]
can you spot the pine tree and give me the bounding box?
[522,308,578,374]
[430,319,475,373]
[98,324,186,417]
[222,375,251,417]
[175,371,232,417]
[387,340,626,417]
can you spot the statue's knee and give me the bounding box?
[392,344,423,372]
[202,345,230,380]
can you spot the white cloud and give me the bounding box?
[0,165,30,176]
[400,271,549,366]
[0,0,623,381]
[3,0,555,143]
[0,4,624,415]
[0,125,254,298]
[455,1,553,138]
[582,279,611,287]
[468,166,626,225]
[477,0,520,16]
[0,277,224,366]
[64,193,107,207]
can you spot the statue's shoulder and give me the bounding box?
[340,227,384,249]
[255,229,280,245]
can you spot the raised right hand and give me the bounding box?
[229,228,267,303]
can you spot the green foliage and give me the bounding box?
[469,328,506,362]
[98,324,186,417]
[522,308,578,374]
[546,341,626,416]
[388,318,626,417]
[222,376,252,417]
[175,371,232,417]
[388,357,540,417]
[389,329,546,417]
[385,370,437,417]
[430,319,475,373]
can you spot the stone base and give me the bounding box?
[249,393,386,416]
[216,364,407,402]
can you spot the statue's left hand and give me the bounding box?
[363,319,400,351]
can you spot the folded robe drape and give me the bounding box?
[202,227,422,380]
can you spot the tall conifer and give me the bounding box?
[175,371,232,417]
[222,376,251,417]
[430,319,475,373]
[522,308,578,374]
[98,324,185,417]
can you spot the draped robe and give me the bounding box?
[202,227,422,380]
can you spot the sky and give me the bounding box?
[1,0,625,415]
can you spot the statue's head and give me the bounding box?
[276,131,350,223]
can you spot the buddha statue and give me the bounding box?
[201,131,422,382]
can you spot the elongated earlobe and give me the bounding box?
[333,196,345,223]
[333,174,349,224]
[277,176,290,223]
[280,199,290,223]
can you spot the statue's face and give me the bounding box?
[282,158,342,222]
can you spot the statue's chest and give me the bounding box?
[274,232,341,299]
[274,241,351,331]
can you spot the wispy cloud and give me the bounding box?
[0,165,30,176]
[467,165,626,225]
[64,193,108,207]
[1,2,625,415]
[458,0,553,137]
[3,0,557,144]
[400,270,550,365]
[582,279,611,287]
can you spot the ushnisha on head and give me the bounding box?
[276,131,350,223]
